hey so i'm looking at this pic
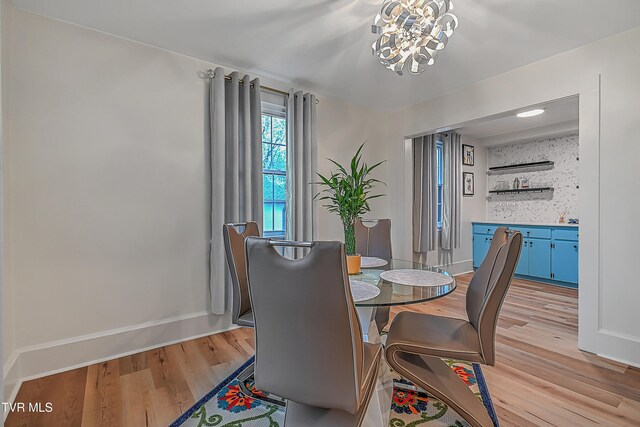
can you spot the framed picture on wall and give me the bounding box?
[463,172,474,196]
[463,144,474,166]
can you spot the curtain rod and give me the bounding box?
[205,69,318,103]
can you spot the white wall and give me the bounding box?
[316,98,388,241]
[384,27,640,366]
[1,4,388,400]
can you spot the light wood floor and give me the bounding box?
[6,274,640,426]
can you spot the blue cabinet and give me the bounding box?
[513,238,551,279]
[515,242,529,276]
[552,241,578,283]
[551,229,579,284]
[472,235,491,268]
[528,238,551,279]
[472,222,578,288]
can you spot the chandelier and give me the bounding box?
[371,0,458,76]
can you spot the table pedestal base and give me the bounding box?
[359,313,394,427]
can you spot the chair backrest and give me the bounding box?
[466,228,523,365]
[222,222,260,325]
[245,238,365,414]
[355,219,392,259]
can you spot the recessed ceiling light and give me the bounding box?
[517,109,545,118]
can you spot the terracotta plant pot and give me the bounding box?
[347,254,362,275]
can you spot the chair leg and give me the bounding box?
[386,349,494,427]
[237,362,286,407]
[237,361,255,397]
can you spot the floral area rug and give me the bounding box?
[169,357,499,427]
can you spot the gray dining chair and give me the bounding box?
[385,228,522,427]
[223,221,260,327]
[355,219,393,332]
[222,221,261,395]
[245,237,382,427]
[355,219,392,260]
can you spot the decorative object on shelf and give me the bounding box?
[520,177,530,188]
[371,0,458,76]
[315,143,386,275]
[513,177,520,190]
[462,144,474,166]
[463,172,474,196]
[568,218,579,224]
[559,211,566,224]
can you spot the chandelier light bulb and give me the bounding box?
[371,0,458,76]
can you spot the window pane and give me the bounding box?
[263,202,274,232]
[272,117,286,145]
[261,112,287,237]
[274,174,287,201]
[262,115,271,143]
[273,201,286,231]
[438,185,443,226]
[263,142,273,170]
[263,174,274,201]
[263,143,286,171]
[437,145,443,186]
[271,145,286,172]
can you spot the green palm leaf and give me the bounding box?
[313,143,386,255]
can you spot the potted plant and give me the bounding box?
[315,143,385,274]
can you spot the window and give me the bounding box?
[436,141,443,228]
[261,113,287,237]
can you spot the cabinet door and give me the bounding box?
[515,240,529,276]
[528,238,552,279]
[552,241,579,284]
[473,234,491,268]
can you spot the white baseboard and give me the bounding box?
[3,310,235,413]
[3,351,22,416]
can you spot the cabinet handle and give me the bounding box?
[574,245,577,249]
[530,241,533,247]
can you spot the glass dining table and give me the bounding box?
[349,258,457,342]
[349,258,457,427]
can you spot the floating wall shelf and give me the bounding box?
[489,187,554,195]
[488,161,554,173]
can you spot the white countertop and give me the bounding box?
[472,220,579,228]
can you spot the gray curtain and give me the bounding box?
[413,134,437,252]
[441,132,462,250]
[208,68,263,315]
[285,91,317,246]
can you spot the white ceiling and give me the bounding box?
[458,96,579,145]
[12,0,640,111]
